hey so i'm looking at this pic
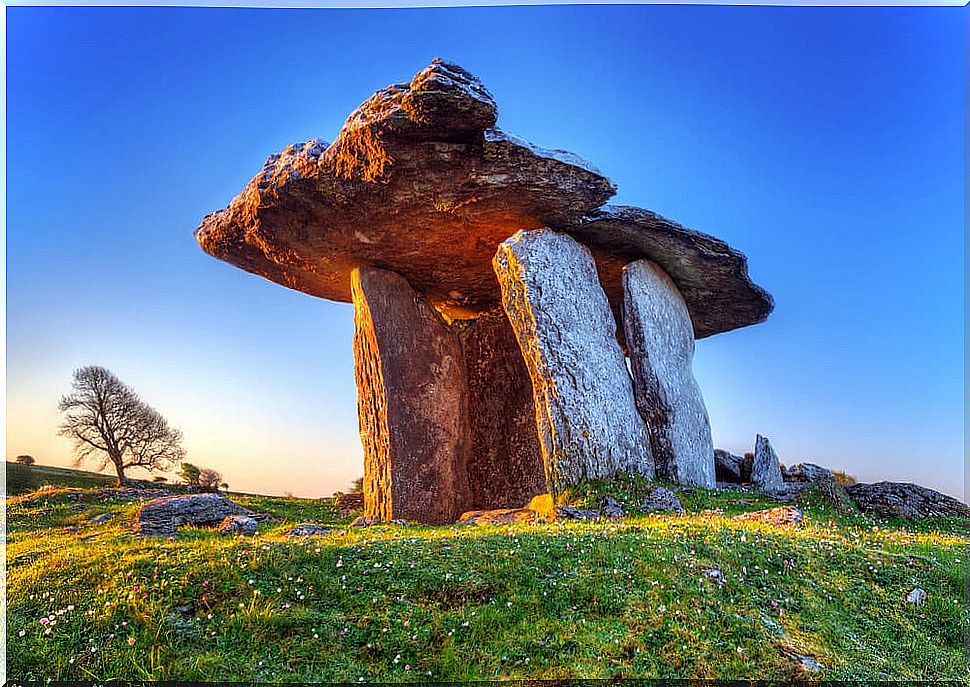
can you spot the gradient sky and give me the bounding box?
[6,5,964,499]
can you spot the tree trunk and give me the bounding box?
[111,454,127,484]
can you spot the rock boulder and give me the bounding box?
[845,482,970,519]
[134,493,252,537]
[750,435,784,493]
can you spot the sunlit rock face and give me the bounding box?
[196,59,614,322]
[351,266,471,524]
[453,310,547,509]
[623,259,715,488]
[493,229,654,494]
[195,60,771,333]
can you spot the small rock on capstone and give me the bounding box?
[640,486,684,514]
[219,515,258,536]
[287,524,332,537]
[906,588,927,605]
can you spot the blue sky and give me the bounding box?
[6,5,964,498]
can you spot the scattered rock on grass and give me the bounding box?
[781,648,822,673]
[640,486,684,514]
[134,493,253,537]
[458,508,538,525]
[732,505,803,527]
[702,568,725,584]
[350,515,382,527]
[554,506,601,521]
[287,523,332,537]
[219,515,258,535]
[906,588,927,605]
[599,496,625,518]
[89,513,113,524]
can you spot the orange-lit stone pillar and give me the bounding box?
[351,266,471,524]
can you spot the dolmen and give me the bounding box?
[196,60,773,523]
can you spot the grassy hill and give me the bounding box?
[6,479,968,681]
[6,461,117,495]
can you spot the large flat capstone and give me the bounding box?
[352,266,471,523]
[196,60,772,335]
[493,228,653,493]
[623,259,715,487]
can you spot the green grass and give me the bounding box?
[6,462,117,495]
[6,482,969,681]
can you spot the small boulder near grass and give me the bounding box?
[287,523,332,537]
[732,505,804,527]
[89,513,113,524]
[640,486,684,514]
[134,493,253,537]
[219,515,258,536]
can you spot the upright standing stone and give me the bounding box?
[453,310,547,509]
[622,259,715,487]
[493,229,653,494]
[351,266,471,523]
[751,434,784,493]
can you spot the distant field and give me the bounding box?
[6,462,117,495]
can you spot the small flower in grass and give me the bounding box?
[128,637,136,646]
[18,629,26,637]
[404,665,411,671]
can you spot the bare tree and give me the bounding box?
[198,468,223,492]
[58,366,185,482]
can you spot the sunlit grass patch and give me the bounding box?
[7,482,969,681]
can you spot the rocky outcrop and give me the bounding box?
[751,435,784,493]
[845,482,970,519]
[623,259,715,487]
[352,266,471,524]
[134,493,252,536]
[453,309,546,509]
[493,229,653,493]
[784,462,855,514]
[714,449,747,483]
